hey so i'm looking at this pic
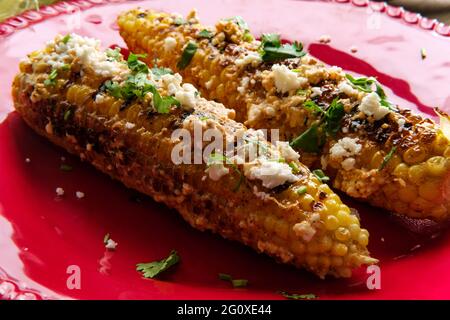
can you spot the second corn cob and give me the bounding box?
[12,33,377,278]
[118,9,450,221]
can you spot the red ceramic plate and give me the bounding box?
[1,0,450,300]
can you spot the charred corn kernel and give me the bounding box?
[408,164,427,184]
[427,156,447,176]
[118,9,450,221]
[14,33,377,279]
[403,146,427,165]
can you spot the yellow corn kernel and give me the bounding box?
[324,215,339,231]
[291,241,306,255]
[385,154,402,171]
[336,210,351,226]
[444,146,450,158]
[432,134,448,154]
[318,255,331,269]
[430,205,447,220]
[332,243,348,256]
[408,164,427,184]
[318,236,333,252]
[370,151,384,169]
[410,197,433,212]
[299,194,315,211]
[348,223,361,240]
[306,254,318,266]
[358,233,369,247]
[403,146,427,165]
[335,227,351,241]
[393,163,409,180]
[426,156,447,176]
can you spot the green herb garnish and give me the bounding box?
[127,53,149,73]
[60,164,73,172]
[62,34,71,44]
[379,146,397,170]
[303,100,323,115]
[295,186,307,195]
[150,66,173,79]
[290,123,323,153]
[44,69,58,86]
[177,42,197,70]
[106,47,122,61]
[280,291,317,300]
[345,74,396,111]
[198,29,213,39]
[219,273,248,288]
[259,33,306,62]
[61,64,70,71]
[324,98,345,136]
[63,109,72,121]
[312,169,330,183]
[136,250,180,279]
[288,162,300,174]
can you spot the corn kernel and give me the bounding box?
[348,223,361,240]
[426,156,447,176]
[336,210,351,226]
[332,243,348,256]
[358,233,369,246]
[300,194,315,211]
[335,227,351,241]
[418,180,441,201]
[403,146,427,164]
[393,163,409,179]
[324,215,339,230]
[430,205,447,220]
[306,254,318,266]
[291,241,306,255]
[408,164,427,184]
[338,267,352,278]
[318,255,331,269]
[319,236,333,252]
[411,197,433,212]
[433,134,448,154]
[331,256,343,267]
[370,151,384,169]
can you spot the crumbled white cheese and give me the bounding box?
[54,34,126,78]
[235,52,262,67]
[338,81,359,97]
[293,221,316,242]
[329,137,362,160]
[161,73,183,95]
[25,158,31,163]
[163,37,177,52]
[125,122,135,129]
[95,94,106,104]
[56,187,64,196]
[275,141,300,161]
[341,157,356,171]
[105,238,118,250]
[310,87,322,98]
[75,191,85,199]
[175,83,198,109]
[205,163,229,181]
[245,160,299,189]
[237,76,250,95]
[358,92,391,120]
[271,64,306,93]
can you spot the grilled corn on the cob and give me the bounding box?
[12,33,377,278]
[118,9,450,221]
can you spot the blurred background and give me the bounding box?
[1,0,450,23]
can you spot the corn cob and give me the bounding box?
[118,9,450,221]
[12,33,377,278]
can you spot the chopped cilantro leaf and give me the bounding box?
[63,109,72,121]
[62,34,71,44]
[177,42,197,70]
[379,146,397,170]
[150,66,173,79]
[288,162,300,174]
[60,164,73,172]
[324,98,345,136]
[127,53,149,73]
[136,250,180,279]
[290,123,323,153]
[304,100,323,115]
[219,273,248,288]
[207,153,243,192]
[198,29,213,39]
[44,69,58,86]
[173,17,186,26]
[106,47,122,61]
[259,33,306,62]
[295,186,307,195]
[312,169,330,183]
